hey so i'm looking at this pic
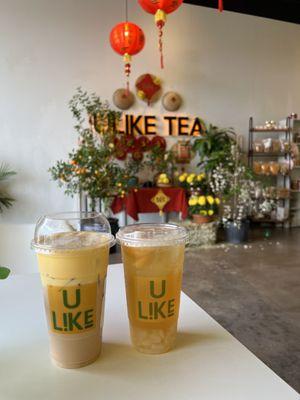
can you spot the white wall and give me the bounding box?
[1,0,300,223]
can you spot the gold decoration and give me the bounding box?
[151,189,170,215]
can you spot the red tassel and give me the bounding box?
[218,0,223,12]
[157,21,164,69]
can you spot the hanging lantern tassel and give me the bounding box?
[124,53,132,93]
[155,10,167,69]
[218,0,223,12]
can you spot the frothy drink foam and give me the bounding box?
[36,231,110,368]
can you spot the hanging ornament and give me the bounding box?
[218,0,223,12]
[138,0,183,69]
[136,73,162,105]
[113,88,135,110]
[162,91,182,111]
[110,22,145,91]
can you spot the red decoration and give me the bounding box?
[115,145,127,161]
[138,0,183,68]
[218,0,223,12]
[137,136,150,151]
[151,136,167,151]
[111,187,188,221]
[110,22,145,90]
[136,74,161,105]
[132,150,144,162]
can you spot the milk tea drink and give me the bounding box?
[32,213,115,368]
[117,224,187,354]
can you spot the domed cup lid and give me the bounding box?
[32,211,115,253]
[116,223,187,247]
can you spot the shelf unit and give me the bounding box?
[287,119,300,227]
[248,117,292,227]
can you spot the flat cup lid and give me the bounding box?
[32,211,115,252]
[116,223,187,247]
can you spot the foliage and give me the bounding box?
[144,146,178,180]
[192,124,236,172]
[0,164,16,213]
[0,266,10,279]
[49,88,129,211]
[210,145,256,227]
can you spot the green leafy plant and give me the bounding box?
[0,266,10,279]
[49,88,129,212]
[145,146,178,181]
[0,164,16,213]
[193,124,236,172]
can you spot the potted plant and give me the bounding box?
[210,146,256,243]
[179,172,220,224]
[0,164,16,213]
[0,267,10,280]
[193,124,236,172]
[49,89,132,252]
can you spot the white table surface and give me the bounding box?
[0,264,298,400]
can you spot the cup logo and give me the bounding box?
[47,282,99,334]
[135,275,181,322]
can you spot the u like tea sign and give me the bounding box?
[118,114,206,137]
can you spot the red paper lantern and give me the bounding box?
[110,22,145,90]
[138,0,183,68]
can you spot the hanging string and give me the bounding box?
[125,0,128,22]
[124,0,130,94]
[158,23,164,69]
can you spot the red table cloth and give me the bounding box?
[111,187,188,221]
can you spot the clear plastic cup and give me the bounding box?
[32,212,115,369]
[116,223,187,354]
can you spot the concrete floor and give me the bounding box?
[110,228,300,393]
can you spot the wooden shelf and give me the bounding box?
[249,152,290,157]
[291,189,300,193]
[251,128,289,133]
[251,218,287,224]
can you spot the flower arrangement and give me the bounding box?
[188,194,220,218]
[210,145,256,228]
[178,172,220,222]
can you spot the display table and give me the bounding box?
[111,187,188,221]
[0,265,298,400]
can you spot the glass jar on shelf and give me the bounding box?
[269,161,280,176]
[261,162,271,175]
[272,139,281,153]
[253,140,264,153]
[280,163,289,175]
[253,161,262,175]
[262,138,273,153]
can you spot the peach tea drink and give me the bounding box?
[117,224,187,354]
[32,212,115,369]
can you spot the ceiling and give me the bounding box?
[184,0,300,25]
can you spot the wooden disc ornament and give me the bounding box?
[162,91,182,111]
[136,73,162,105]
[113,88,135,110]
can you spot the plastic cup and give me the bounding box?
[32,212,115,369]
[116,223,187,354]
